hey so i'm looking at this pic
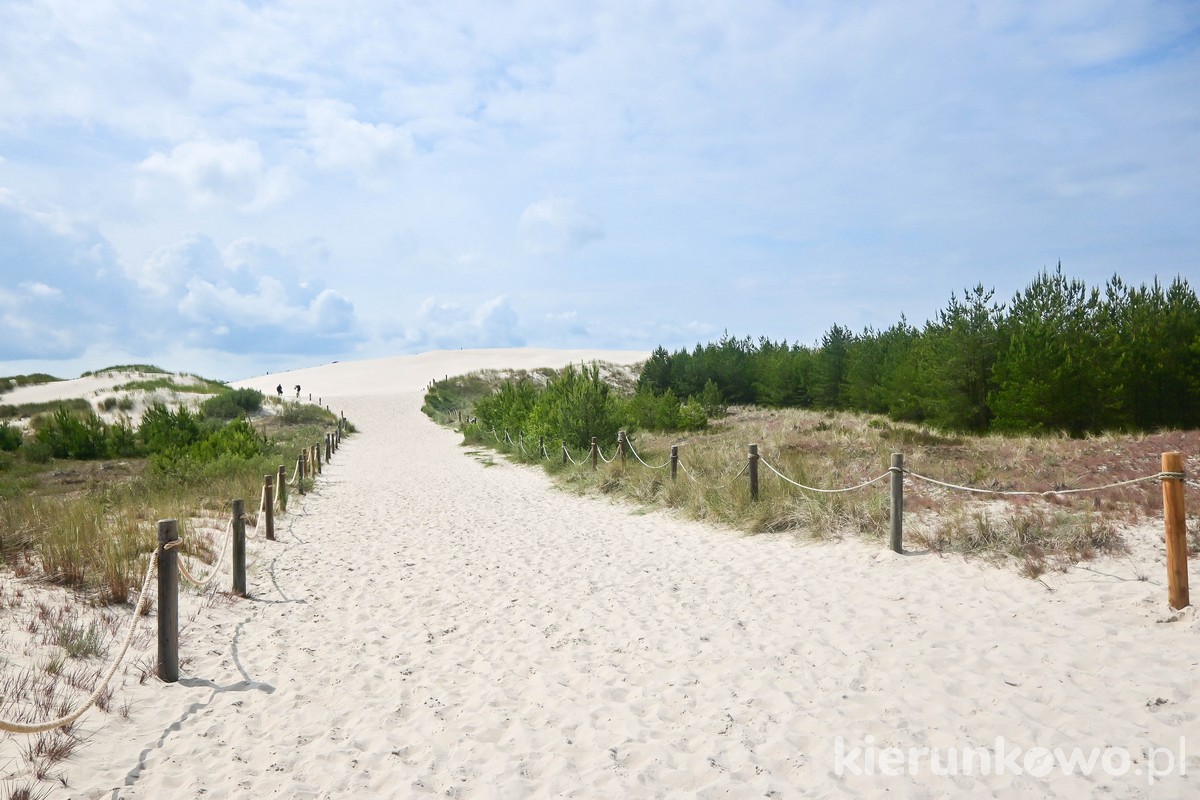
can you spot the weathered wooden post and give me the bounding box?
[670,445,679,481]
[277,465,288,513]
[232,499,247,597]
[325,433,332,462]
[748,444,759,501]
[890,452,904,554]
[297,451,306,495]
[315,442,322,474]
[1162,452,1190,610]
[157,519,179,683]
[590,436,598,470]
[263,475,275,541]
[618,431,627,466]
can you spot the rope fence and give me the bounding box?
[485,427,1192,611]
[0,418,347,735]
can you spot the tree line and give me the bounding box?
[637,266,1200,436]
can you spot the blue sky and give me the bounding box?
[1,1,1197,381]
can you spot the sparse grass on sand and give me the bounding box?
[463,403,1199,576]
[0,391,348,792]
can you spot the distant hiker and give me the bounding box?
[276,384,283,398]
[295,385,301,398]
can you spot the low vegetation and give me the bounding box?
[0,381,347,601]
[427,364,1199,577]
[2,372,349,794]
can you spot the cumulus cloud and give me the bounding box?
[306,102,414,188]
[138,234,363,355]
[0,190,130,359]
[401,295,524,350]
[137,137,293,211]
[518,197,604,256]
[0,186,364,366]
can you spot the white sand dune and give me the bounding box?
[16,348,1199,798]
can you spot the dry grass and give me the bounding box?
[493,405,1198,570]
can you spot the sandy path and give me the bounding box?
[58,387,1198,798]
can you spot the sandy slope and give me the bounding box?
[11,348,1198,798]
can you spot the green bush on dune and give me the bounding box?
[200,387,264,419]
[462,362,705,451]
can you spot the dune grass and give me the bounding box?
[1,390,348,793]
[456,400,1198,574]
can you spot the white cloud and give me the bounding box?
[306,103,414,188]
[402,295,524,350]
[143,235,363,355]
[518,197,604,256]
[19,281,61,298]
[0,191,129,359]
[137,137,293,211]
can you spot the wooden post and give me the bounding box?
[618,431,627,466]
[232,499,247,597]
[298,451,306,495]
[157,519,179,683]
[263,475,275,541]
[1163,452,1190,610]
[315,443,322,474]
[670,445,678,481]
[748,444,759,501]
[277,465,288,513]
[590,436,598,470]
[890,452,904,554]
[325,433,332,462]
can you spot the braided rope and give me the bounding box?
[625,439,671,470]
[675,454,749,488]
[176,519,235,590]
[677,458,703,484]
[711,460,750,489]
[0,549,157,734]
[758,456,890,494]
[252,484,266,538]
[904,469,1179,497]
[562,445,581,466]
[596,446,615,464]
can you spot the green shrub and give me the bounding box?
[106,420,141,457]
[474,380,538,436]
[148,418,267,480]
[0,424,21,452]
[22,439,52,464]
[139,403,204,454]
[201,388,264,420]
[526,364,624,450]
[34,406,111,459]
[625,387,684,431]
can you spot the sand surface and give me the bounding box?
[9,348,1199,798]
